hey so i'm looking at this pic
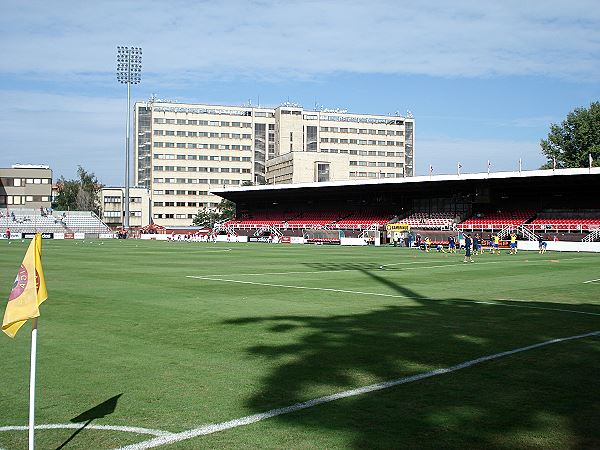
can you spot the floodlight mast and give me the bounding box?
[116,46,142,230]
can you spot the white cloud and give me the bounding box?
[0,0,598,81]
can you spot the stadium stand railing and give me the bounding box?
[582,229,600,242]
[525,218,600,232]
[517,224,539,241]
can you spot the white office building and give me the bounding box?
[134,100,414,226]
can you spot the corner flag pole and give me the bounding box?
[29,317,39,450]
[29,317,37,450]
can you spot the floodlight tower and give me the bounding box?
[116,46,142,230]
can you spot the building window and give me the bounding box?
[316,163,330,182]
[306,126,317,151]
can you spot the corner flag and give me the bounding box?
[2,233,48,338]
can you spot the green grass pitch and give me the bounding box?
[0,239,599,449]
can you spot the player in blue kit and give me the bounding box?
[538,236,548,254]
[464,234,473,263]
[448,235,456,253]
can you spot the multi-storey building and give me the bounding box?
[100,186,151,228]
[266,107,413,184]
[0,165,53,209]
[134,100,414,226]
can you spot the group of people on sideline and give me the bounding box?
[412,231,549,262]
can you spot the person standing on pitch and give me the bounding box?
[492,233,501,255]
[472,233,480,256]
[509,232,518,254]
[464,234,473,263]
[448,235,456,253]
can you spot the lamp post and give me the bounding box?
[116,46,142,229]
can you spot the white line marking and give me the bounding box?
[583,278,600,284]
[0,423,173,437]
[197,256,591,278]
[117,331,600,450]
[187,275,410,299]
[482,300,600,316]
[187,276,600,316]
[199,260,438,278]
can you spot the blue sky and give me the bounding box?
[1,0,598,185]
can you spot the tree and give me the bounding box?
[191,208,221,228]
[540,102,600,169]
[192,198,236,228]
[218,199,236,218]
[53,166,102,215]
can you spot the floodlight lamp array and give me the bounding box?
[116,46,142,84]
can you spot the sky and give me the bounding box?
[0,0,599,185]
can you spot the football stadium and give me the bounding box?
[1,167,599,449]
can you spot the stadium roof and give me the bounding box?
[211,168,600,212]
[213,168,600,195]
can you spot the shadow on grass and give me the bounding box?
[224,266,600,449]
[55,393,122,450]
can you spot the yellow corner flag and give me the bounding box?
[2,233,48,338]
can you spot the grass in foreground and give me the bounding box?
[0,240,598,449]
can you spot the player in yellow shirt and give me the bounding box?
[492,233,501,255]
[509,232,518,254]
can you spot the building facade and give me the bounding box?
[100,186,151,228]
[134,100,414,226]
[0,165,53,209]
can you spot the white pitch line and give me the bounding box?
[199,260,438,278]
[583,278,600,284]
[187,276,407,299]
[196,256,591,278]
[0,423,174,437]
[482,300,600,316]
[187,276,600,316]
[117,331,600,450]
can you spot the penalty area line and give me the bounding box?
[117,331,599,450]
[583,278,600,284]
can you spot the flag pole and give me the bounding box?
[28,317,38,450]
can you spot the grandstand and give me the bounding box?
[213,168,600,244]
[1,208,111,234]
